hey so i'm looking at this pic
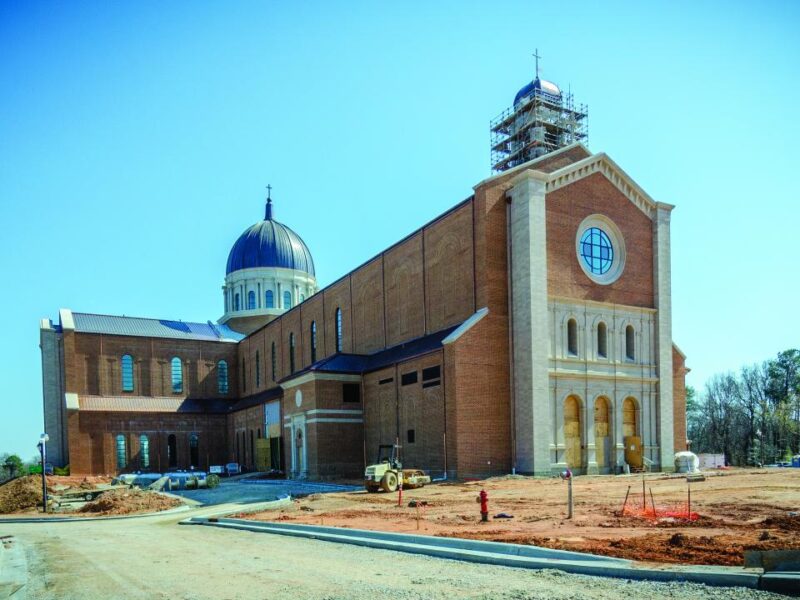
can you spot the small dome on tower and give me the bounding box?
[225,198,315,276]
[514,77,562,106]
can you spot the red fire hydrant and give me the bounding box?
[477,489,488,522]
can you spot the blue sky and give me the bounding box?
[1,1,798,459]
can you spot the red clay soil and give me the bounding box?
[0,476,46,514]
[243,469,800,566]
[78,488,181,516]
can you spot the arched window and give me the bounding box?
[271,341,276,381]
[234,293,240,311]
[567,319,578,356]
[289,333,296,374]
[597,322,608,359]
[167,434,177,468]
[189,433,199,468]
[116,434,126,470]
[121,354,134,392]
[255,350,261,388]
[247,290,256,310]
[625,325,635,361]
[335,307,343,352]
[265,290,274,308]
[217,360,229,394]
[283,290,292,309]
[310,321,317,363]
[139,434,150,469]
[171,357,183,393]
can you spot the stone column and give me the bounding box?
[508,169,551,475]
[586,396,598,474]
[614,395,625,470]
[654,203,675,471]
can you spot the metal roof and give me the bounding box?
[71,312,244,342]
[226,199,315,276]
[279,324,459,382]
[514,77,562,106]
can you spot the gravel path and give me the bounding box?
[0,508,785,600]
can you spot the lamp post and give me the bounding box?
[37,433,49,513]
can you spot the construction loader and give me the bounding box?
[364,444,431,493]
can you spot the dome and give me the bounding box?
[225,199,315,276]
[514,77,562,106]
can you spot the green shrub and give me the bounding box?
[206,474,220,489]
[54,465,70,476]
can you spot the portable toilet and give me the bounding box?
[793,455,800,468]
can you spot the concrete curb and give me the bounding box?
[237,480,360,492]
[185,518,782,592]
[181,496,292,520]
[0,504,192,524]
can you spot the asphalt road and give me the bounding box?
[0,506,784,600]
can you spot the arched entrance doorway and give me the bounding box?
[564,395,583,469]
[594,396,611,471]
[623,397,638,437]
[622,397,642,469]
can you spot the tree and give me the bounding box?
[3,454,24,480]
[688,349,799,466]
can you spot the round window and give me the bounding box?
[575,215,625,285]
[579,227,614,275]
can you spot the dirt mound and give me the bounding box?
[78,489,181,516]
[0,476,46,513]
[761,514,800,531]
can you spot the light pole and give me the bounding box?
[37,433,49,513]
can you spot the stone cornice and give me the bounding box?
[546,153,659,219]
[549,295,658,314]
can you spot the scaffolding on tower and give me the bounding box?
[490,77,588,173]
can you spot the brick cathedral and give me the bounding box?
[40,72,688,478]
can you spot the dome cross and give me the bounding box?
[265,184,273,220]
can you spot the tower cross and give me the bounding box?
[533,48,541,77]
[266,184,272,200]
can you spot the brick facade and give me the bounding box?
[44,145,688,479]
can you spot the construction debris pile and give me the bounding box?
[0,476,46,513]
[78,488,181,515]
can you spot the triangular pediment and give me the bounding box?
[546,152,669,219]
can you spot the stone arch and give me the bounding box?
[390,263,412,339]
[593,396,611,470]
[561,313,580,357]
[564,395,584,469]
[622,396,639,438]
[428,231,466,328]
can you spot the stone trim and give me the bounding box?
[280,372,362,389]
[549,296,657,314]
[441,308,489,345]
[64,392,79,410]
[59,308,75,331]
[547,153,662,219]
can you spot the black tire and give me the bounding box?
[84,493,94,501]
[365,484,379,493]
[380,471,398,493]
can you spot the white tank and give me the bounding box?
[674,451,700,473]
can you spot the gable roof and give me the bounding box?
[64,310,244,343]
